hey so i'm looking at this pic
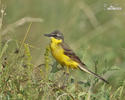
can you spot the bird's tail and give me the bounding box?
[78,63,109,84]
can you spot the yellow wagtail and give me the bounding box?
[44,30,109,84]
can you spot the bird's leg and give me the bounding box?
[61,66,70,87]
[55,65,65,86]
[57,66,70,88]
[66,66,69,74]
[65,66,70,83]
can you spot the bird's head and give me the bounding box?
[44,30,64,42]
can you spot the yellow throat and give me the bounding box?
[50,37,78,69]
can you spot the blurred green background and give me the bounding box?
[3,0,125,63]
[1,0,125,99]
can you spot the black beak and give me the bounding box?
[44,33,52,37]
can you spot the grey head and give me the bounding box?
[44,30,64,40]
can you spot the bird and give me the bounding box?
[44,30,109,84]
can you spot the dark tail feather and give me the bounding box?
[78,64,109,84]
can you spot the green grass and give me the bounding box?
[0,0,125,100]
[0,41,124,100]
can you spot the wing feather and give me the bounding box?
[60,42,84,64]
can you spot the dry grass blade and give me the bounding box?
[1,17,43,36]
[0,4,5,30]
[78,1,99,28]
[56,93,75,100]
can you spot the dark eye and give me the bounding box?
[54,34,57,37]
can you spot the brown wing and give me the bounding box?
[60,42,109,84]
[60,42,84,64]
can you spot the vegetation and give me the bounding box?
[0,0,125,100]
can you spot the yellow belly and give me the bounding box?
[50,42,78,69]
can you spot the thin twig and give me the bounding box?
[19,22,32,51]
[56,92,75,100]
[56,93,69,100]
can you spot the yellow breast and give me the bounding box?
[50,37,78,68]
